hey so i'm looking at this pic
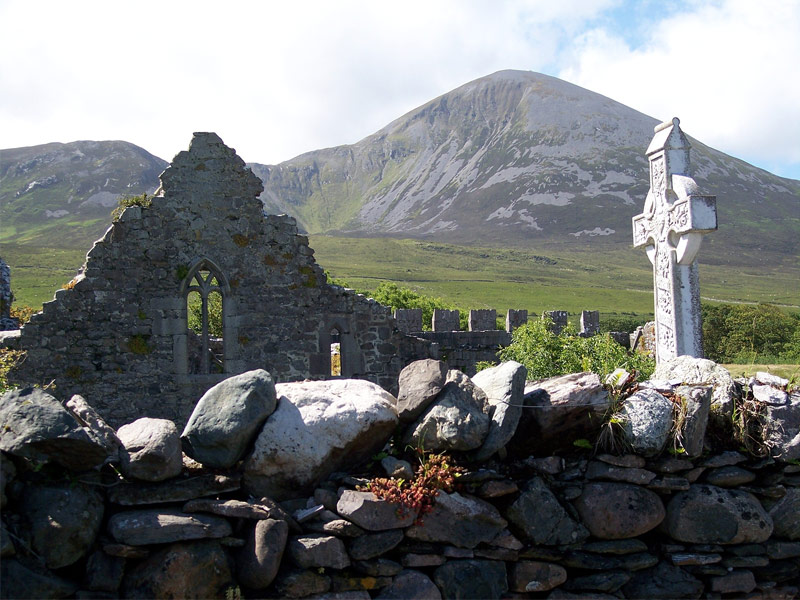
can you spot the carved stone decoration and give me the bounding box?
[632,118,717,363]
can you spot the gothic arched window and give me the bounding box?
[182,259,229,374]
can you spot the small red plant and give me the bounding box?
[362,449,464,524]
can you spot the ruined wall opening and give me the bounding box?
[330,327,342,376]
[183,259,228,375]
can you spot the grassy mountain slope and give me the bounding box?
[251,70,800,271]
[0,140,167,248]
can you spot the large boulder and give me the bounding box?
[181,369,277,468]
[768,487,800,540]
[621,389,674,457]
[396,359,448,423]
[506,372,609,456]
[471,361,527,461]
[663,484,773,544]
[121,540,234,599]
[622,561,703,599]
[572,482,665,539]
[19,482,104,569]
[243,379,398,500]
[653,356,737,415]
[117,417,183,482]
[403,370,490,452]
[0,557,78,599]
[0,387,109,470]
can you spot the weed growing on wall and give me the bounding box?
[110,193,152,222]
[498,317,655,381]
[362,449,464,524]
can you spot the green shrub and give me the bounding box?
[498,317,655,381]
[363,282,466,331]
[110,193,152,222]
[702,303,799,363]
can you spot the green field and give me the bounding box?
[3,235,799,323]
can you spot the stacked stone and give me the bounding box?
[1,362,799,598]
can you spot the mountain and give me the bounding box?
[250,70,800,268]
[0,141,167,247]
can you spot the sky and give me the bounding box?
[1,0,799,180]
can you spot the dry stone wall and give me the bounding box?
[1,365,798,599]
[9,133,433,427]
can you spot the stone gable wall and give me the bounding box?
[10,134,433,427]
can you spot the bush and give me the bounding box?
[702,303,799,363]
[498,317,655,381]
[365,282,466,331]
[110,193,152,222]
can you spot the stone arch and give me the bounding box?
[178,258,235,375]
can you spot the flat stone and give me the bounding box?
[347,529,404,561]
[572,481,665,539]
[754,372,790,388]
[401,553,446,567]
[489,529,524,550]
[65,394,122,461]
[721,555,769,567]
[647,476,691,492]
[121,541,234,599]
[766,540,800,559]
[473,546,518,561]
[563,571,631,593]
[303,515,364,538]
[476,479,518,498]
[287,534,350,569]
[663,484,773,544]
[622,561,704,599]
[376,569,442,600]
[443,546,474,558]
[352,559,403,577]
[585,460,657,484]
[102,544,149,559]
[108,509,232,545]
[675,385,712,457]
[753,384,789,406]
[648,456,694,473]
[181,369,277,468]
[704,465,756,487]
[702,450,747,467]
[404,491,507,548]
[582,539,648,555]
[710,569,757,594]
[561,551,620,570]
[618,552,659,571]
[525,456,564,474]
[596,453,646,468]
[182,498,273,519]
[336,490,417,530]
[669,553,723,565]
[506,476,588,545]
[507,560,567,592]
[433,559,508,599]
[107,474,241,505]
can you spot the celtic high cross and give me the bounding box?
[632,118,717,363]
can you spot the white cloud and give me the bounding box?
[559,0,800,178]
[1,0,797,179]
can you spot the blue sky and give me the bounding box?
[1,0,798,180]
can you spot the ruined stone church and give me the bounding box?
[10,133,433,427]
